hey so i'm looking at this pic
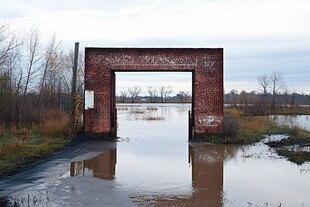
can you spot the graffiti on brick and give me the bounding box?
[198,115,222,127]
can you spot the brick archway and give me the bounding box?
[84,48,223,138]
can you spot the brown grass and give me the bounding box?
[0,139,26,157]
[239,117,267,133]
[39,109,70,137]
[224,108,243,118]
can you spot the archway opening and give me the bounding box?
[115,71,193,139]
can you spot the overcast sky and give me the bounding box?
[2,0,310,94]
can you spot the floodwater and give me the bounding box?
[0,104,310,207]
[272,115,310,130]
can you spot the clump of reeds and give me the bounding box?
[142,115,165,121]
[146,107,158,111]
[117,107,128,111]
[130,109,146,114]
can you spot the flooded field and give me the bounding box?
[1,104,310,207]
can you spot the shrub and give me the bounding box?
[221,115,240,138]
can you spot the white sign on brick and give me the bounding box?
[85,90,94,109]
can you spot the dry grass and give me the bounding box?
[0,139,26,157]
[0,109,71,177]
[224,108,244,118]
[39,109,70,137]
[239,117,267,133]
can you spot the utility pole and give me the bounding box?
[72,42,79,95]
[71,42,81,136]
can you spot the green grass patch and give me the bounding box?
[0,134,69,177]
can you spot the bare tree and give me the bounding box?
[147,86,158,103]
[229,89,238,106]
[0,24,21,70]
[159,86,165,103]
[270,71,284,109]
[258,74,271,96]
[164,86,173,102]
[38,33,61,106]
[0,23,22,128]
[61,49,85,94]
[128,86,141,103]
[120,90,127,103]
[23,28,42,96]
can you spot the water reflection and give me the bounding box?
[272,115,310,130]
[68,141,239,207]
[70,148,117,180]
[150,143,236,207]
[188,143,224,206]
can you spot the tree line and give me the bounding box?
[0,23,84,130]
[117,86,191,103]
[226,71,310,115]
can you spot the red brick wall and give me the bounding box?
[84,48,223,137]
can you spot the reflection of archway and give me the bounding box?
[70,148,116,180]
[142,143,237,207]
[189,143,225,206]
[84,48,223,138]
[69,142,238,206]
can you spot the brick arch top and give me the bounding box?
[84,48,223,138]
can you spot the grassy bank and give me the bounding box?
[202,108,292,144]
[0,110,72,177]
[202,108,310,165]
[266,127,310,165]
